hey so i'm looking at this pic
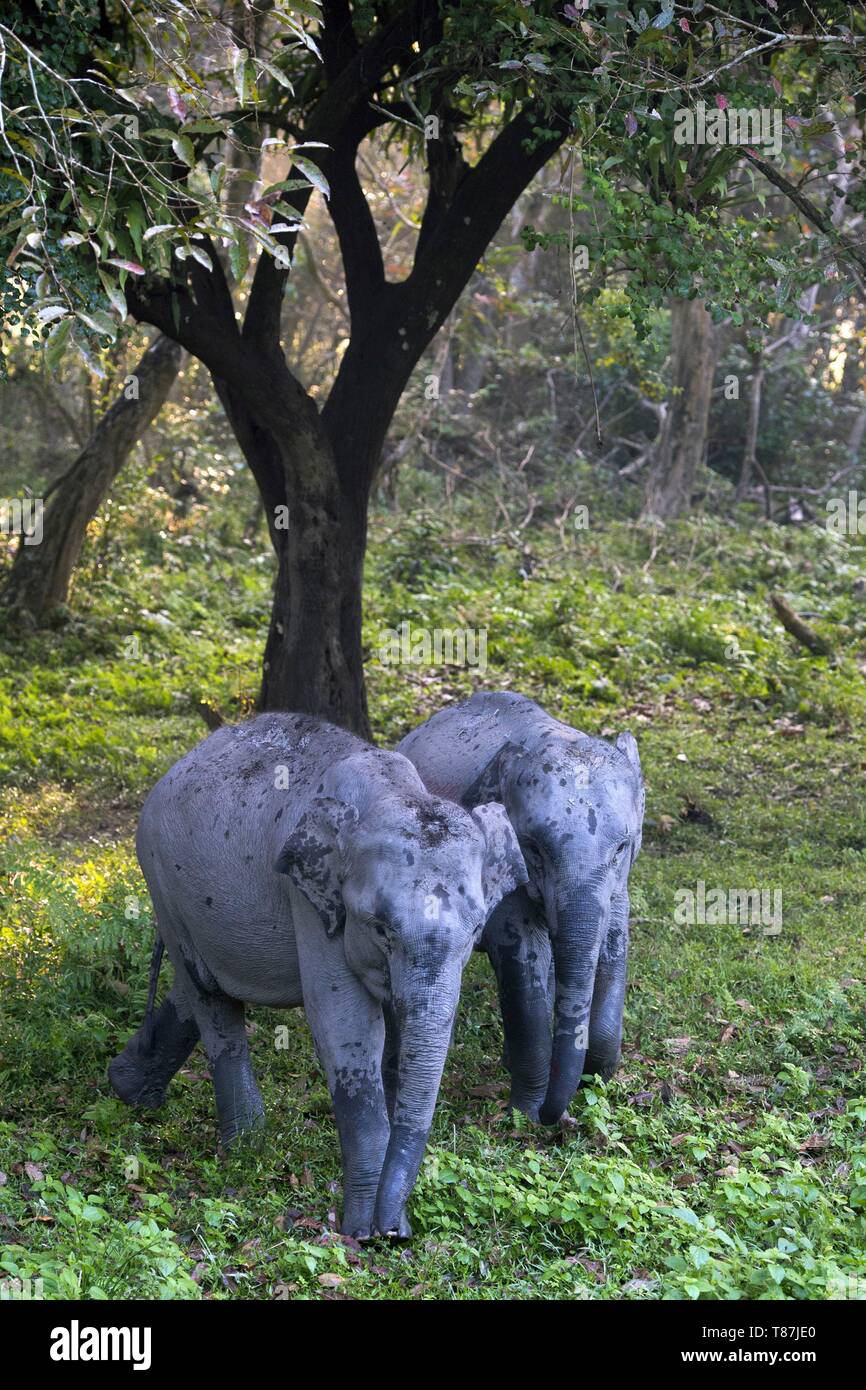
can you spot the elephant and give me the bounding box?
[108,712,526,1240]
[397,691,644,1125]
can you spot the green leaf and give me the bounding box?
[181,120,228,135]
[259,61,294,92]
[36,304,69,325]
[74,336,107,378]
[188,244,213,272]
[76,308,118,341]
[233,48,250,105]
[228,233,249,283]
[171,135,196,167]
[291,156,330,200]
[98,271,127,320]
[126,203,146,259]
[44,315,73,370]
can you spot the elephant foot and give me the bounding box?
[372,1209,412,1242]
[213,1052,266,1147]
[340,1194,409,1243]
[108,1051,168,1111]
[219,1109,267,1148]
[343,1225,373,1242]
[509,1092,543,1123]
[584,1053,620,1083]
[109,994,200,1111]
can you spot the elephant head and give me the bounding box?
[275,773,527,1234]
[469,730,644,1125]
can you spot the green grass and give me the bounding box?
[1,498,866,1299]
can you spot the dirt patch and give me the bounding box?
[0,784,140,849]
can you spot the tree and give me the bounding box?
[644,297,719,520]
[519,2,866,518]
[0,333,183,622]
[2,2,582,734]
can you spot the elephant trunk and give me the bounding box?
[539,877,607,1125]
[372,953,462,1235]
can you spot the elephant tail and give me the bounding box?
[142,934,165,1053]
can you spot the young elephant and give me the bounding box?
[398,692,644,1125]
[109,713,526,1240]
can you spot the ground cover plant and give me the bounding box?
[2,487,865,1300]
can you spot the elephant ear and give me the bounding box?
[471,801,528,914]
[461,741,525,808]
[615,731,642,780]
[614,732,645,864]
[274,798,359,936]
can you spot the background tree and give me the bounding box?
[0,333,182,622]
[3,1,865,727]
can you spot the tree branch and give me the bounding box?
[320,0,359,78]
[745,151,866,283]
[403,101,572,348]
[321,99,571,496]
[242,2,428,348]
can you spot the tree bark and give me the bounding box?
[846,399,866,469]
[736,350,764,501]
[643,297,717,520]
[0,334,182,622]
[213,351,374,737]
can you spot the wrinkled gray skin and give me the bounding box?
[109,713,526,1239]
[398,692,644,1125]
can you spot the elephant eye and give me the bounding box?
[616,840,629,857]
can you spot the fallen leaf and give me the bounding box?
[798,1133,830,1153]
[629,1091,655,1106]
[275,1209,303,1231]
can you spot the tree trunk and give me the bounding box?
[736,351,764,501]
[213,354,374,738]
[847,399,866,469]
[0,334,182,623]
[643,298,717,520]
[259,481,370,735]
